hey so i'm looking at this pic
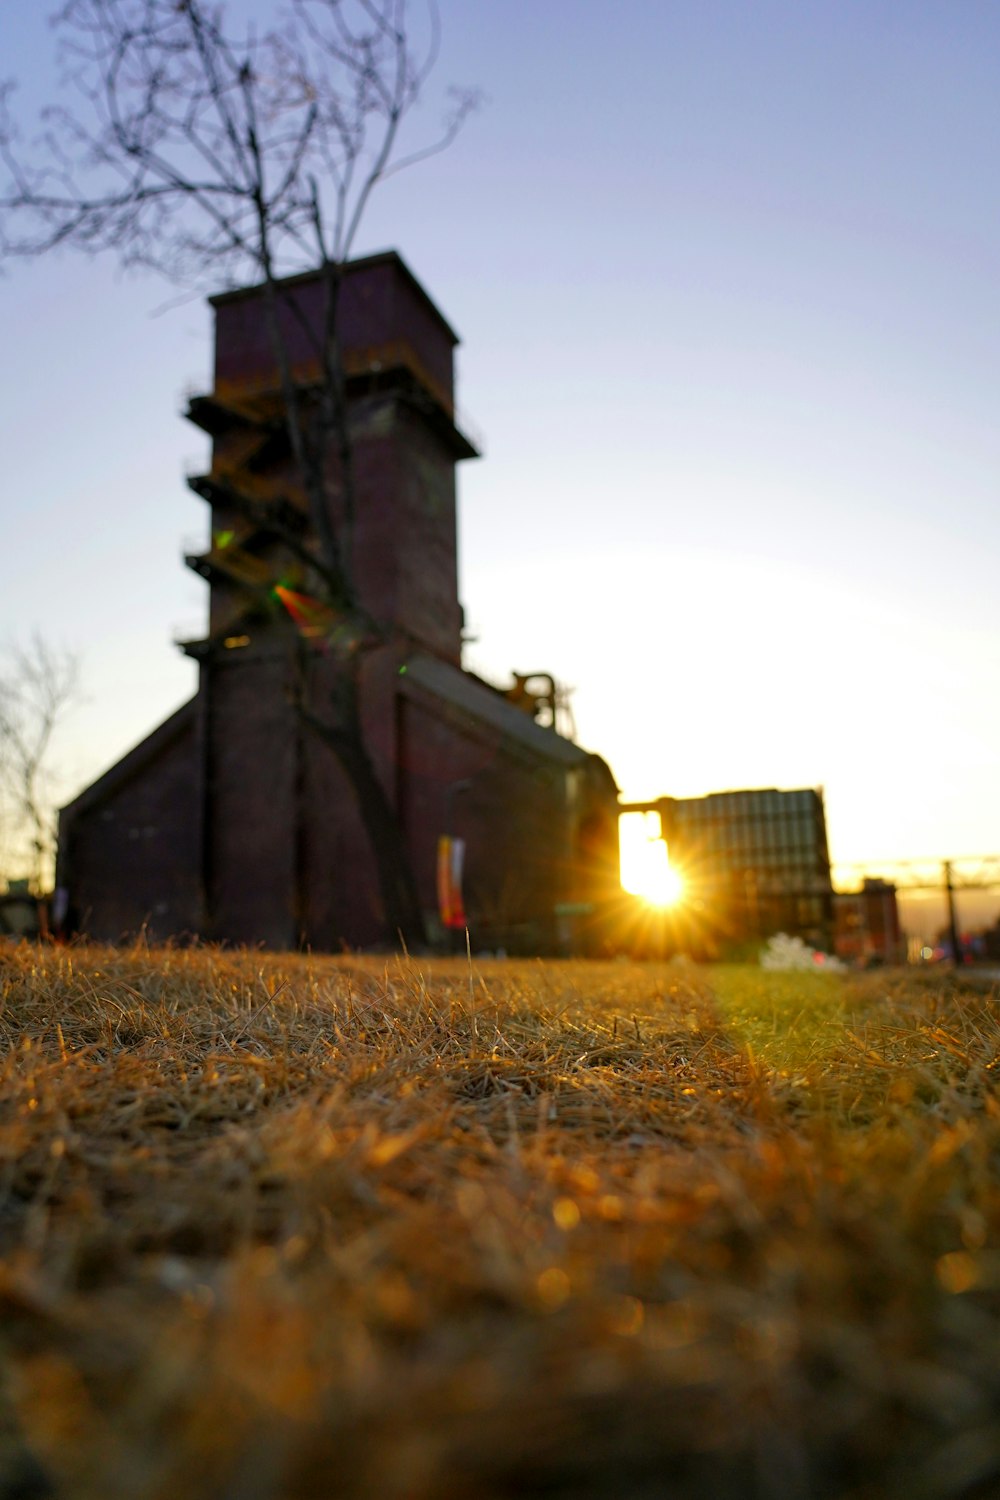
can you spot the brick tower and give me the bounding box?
[181,253,478,946]
[59,254,621,953]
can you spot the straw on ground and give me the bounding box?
[0,944,998,1499]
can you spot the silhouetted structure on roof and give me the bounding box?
[59,253,620,952]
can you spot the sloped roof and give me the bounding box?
[400,655,595,769]
[61,651,617,827]
[60,699,197,819]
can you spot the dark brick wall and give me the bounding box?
[299,712,385,951]
[62,715,200,943]
[350,404,462,661]
[213,256,456,403]
[394,408,462,664]
[204,648,299,948]
[396,689,618,954]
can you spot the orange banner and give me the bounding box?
[437,836,467,930]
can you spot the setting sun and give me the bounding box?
[619,812,685,907]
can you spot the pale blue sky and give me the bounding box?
[2,0,1000,884]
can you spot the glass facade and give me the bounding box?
[659,787,833,952]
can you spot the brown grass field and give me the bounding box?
[0,943,998,1499]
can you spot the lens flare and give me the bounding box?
[272,585,334,635]
[619,812,685,907]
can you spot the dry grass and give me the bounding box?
[0,944,998,1499]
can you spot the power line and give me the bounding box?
[831,857,1000,895]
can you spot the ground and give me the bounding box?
[0,944,998,1498]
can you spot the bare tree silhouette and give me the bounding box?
[0,636,79,893]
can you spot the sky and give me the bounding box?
[2,0,1000,912]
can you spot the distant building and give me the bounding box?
[834,878,903,965]
[58,253,620,953]
[623,787,834,956]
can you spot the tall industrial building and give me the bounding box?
[59,253,620,952]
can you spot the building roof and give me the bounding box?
[60,699,197,819]
[401,654,601,771]
[60,651,617,827]
[621,786,824,814]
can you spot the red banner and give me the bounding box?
[437,836,467,930]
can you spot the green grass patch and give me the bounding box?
[705,963,850,1073]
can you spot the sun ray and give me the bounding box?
[618,812,685,908]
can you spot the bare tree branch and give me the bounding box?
[0,636,80,893]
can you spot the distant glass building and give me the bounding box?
[632,787,834,956]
